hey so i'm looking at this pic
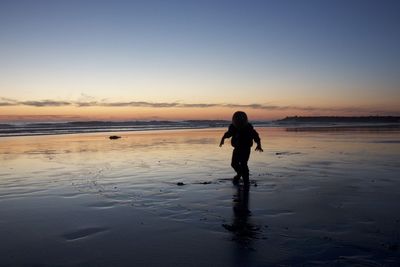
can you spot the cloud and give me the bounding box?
[20,100,72,107]
[0,115,83,122]
[0,97,398,115]
[78,93,96,102]
[223,103,287,110]
[99,101,180,108]
[0,102,15,106]
[0,97,18,106]
[75,101,99,107]
[180,103,218,108]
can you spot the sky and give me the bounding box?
[0,0,399,121]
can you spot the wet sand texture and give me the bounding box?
[0,128,399,266]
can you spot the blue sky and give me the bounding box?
[0,0,399,120]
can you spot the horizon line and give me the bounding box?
[1,115,400,124]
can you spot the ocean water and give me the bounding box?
[2,119,398,137]
[0,127,399,266]
[0,120,234,137]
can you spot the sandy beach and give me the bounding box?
[0,127,399,266]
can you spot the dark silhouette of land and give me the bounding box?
[277,116,400,124]
[276,116,400,132]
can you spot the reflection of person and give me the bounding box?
[220,111,263,185]
[223,185,258,247]
[223,185,250,232]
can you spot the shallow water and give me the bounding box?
[0,128,399,266]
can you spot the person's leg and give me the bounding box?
[241,163,249,184]
[239,147,251,185]
[231,148,241,183]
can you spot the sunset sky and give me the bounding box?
[0,0,399,122]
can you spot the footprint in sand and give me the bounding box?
[62,227,109,241]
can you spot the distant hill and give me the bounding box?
[276,116,400,123]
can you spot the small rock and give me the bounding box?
[109,135,121,140]
[177,182,185,186]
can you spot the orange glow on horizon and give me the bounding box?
[1,103,398,122]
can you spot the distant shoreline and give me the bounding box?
[285,124,400,132]
[277,116,400,123]
[276,116,400,132]
[0,126,224,138]
[0,117,400,138]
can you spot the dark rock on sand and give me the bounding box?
[109,135,121,140]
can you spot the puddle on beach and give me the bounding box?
[0,128,399,266]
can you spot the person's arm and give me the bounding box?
[253,129,263,152]
[219,125,234,147]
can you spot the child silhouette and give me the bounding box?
[220,111,263,185]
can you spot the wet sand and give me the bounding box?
[0,128,399,266]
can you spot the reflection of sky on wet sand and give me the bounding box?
[1,128,400,266]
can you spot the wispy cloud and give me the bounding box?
[0,97,398,115]
[20,100,72,107]
[0,115,83,122]
[0,102,15,106]
[98,101,180,108]
[0,97,18,106]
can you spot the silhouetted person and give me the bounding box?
[220,111,263,185]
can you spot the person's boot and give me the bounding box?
[242,175,250,187]
[232,174,241,185]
